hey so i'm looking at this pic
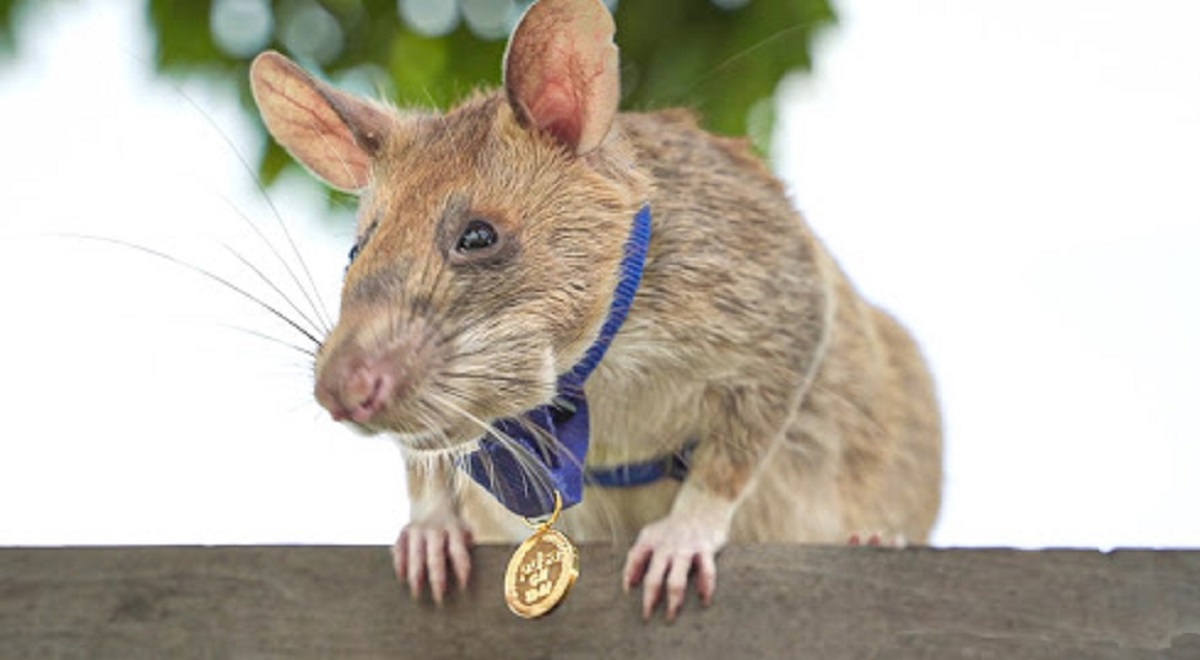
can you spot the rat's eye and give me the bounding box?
[456,219,498,252]
[347,242,362,265]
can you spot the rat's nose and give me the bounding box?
[316,361,399,424]
[313,314,435,426]
[343,365,396,423]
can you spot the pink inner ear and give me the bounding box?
[527,82,583,149]
[250,51,375,192]
[504,0,618,155]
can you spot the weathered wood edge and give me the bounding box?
[2,545,1198,659]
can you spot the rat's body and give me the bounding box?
[456,106,941,547]
[250,0,940,621]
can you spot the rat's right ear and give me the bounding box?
[503,0,619,155]
[249,51,392,192]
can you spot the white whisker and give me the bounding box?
[426,391,558,508]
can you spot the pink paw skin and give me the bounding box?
[621,517,725,623]
[393,517,474,605]
[847,532,908,548]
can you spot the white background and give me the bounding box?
[1,0,1197,548]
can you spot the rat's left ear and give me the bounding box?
[502,0,619,155]
[250,51,393,192]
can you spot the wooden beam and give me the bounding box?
[2,545,1198,658]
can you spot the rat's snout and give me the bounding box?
[313,317,433,427]
[315,359,401,424]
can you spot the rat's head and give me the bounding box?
[250,0,648,452]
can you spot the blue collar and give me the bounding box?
[460,204,653,518]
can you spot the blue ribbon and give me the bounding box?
[461,204,653,518]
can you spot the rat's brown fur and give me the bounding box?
[443,103,942,545]
[250,0,941,618]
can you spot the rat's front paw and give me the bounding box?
[621,516,727,622]
[393,514,474,605]
[848,531,908,548]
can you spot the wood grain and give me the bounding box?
[2,545,1198,659]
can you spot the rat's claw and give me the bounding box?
[622,543,652,593]
[623,515,726,622]
[402,528,426,600]
[448,526,473,592]
[639,552,669,620]
[425,528,449,604]
[695,551,717,606]
[664,553,693,621]
[393,515,474,604]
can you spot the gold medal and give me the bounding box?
[504,492,579,618]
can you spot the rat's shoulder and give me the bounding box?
[616,107,785,199]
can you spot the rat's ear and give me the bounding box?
[503,0,619,155]
[250,51,392,192]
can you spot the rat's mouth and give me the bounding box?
[384,417,497,456]
[397,435,483,460]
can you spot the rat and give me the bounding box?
[249,0,941,621]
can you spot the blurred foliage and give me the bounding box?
[0,0,24,55]
[0,0,835,189]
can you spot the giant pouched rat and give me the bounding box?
[249,0,941,621]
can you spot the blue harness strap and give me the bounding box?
[461,204,655,518]
[585,439,700,488]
